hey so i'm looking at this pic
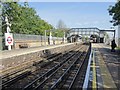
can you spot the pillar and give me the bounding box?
[44,30,46,46]
[63,31,66,43]
[49,30,53,45]
[118,25,120,47]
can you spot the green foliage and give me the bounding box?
[108,1,120,26]
[85,36,89,41]
[2,2,53,35]
[52,29,64,37]
[82,35,85,41]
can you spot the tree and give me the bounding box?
[2,2,53,35]
[108,1,120,26]
[55,19,69,37]
[52,29,64,37]
[57,20,66,30]
[0,2,2,36]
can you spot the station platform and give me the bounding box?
[88,43,119,89]
[0,43,73,60]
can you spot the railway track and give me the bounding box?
[1,44,76,82]
[34,46,89,90]
[2,44,83,90]
[50,51,88,90]
[69,47,91,89]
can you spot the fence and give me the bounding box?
[1,33,67,50]
[14,34,67,49]
[13,34,63,41]
[13,34,46,41]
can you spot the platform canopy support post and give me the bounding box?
[49,30,52,45]
[63,31,66,43]
[44,30,47,46]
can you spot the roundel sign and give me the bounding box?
[7,36,13,44]
[5,33,13,46]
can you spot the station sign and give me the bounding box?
[5,33,13,46]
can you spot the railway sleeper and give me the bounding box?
[47,53,83,89]
[34,52,81,89]
[50,49,88,89]
[23,51,77,90]
[46,53,62,60]
[5,46,83,89]
[40,52,71,68]
[2,71,31,88]
[69,49,90,89]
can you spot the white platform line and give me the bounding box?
[83,48,92,90]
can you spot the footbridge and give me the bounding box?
[67,27,116,43]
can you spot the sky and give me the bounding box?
[28,2,115,29]
[19,0,116,2]
[24,2,118,38]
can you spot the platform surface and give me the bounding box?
[0,43,73,60]
[88,43,119,89]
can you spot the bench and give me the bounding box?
[19,44,29,48]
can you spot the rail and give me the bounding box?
[23,45,83,90]
[2,44,82,89]
[50,46,89,89]
[33,46,86,89]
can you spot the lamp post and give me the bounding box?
[49,30,52,45]
[44,29,53,45]
[54,32,58,44]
